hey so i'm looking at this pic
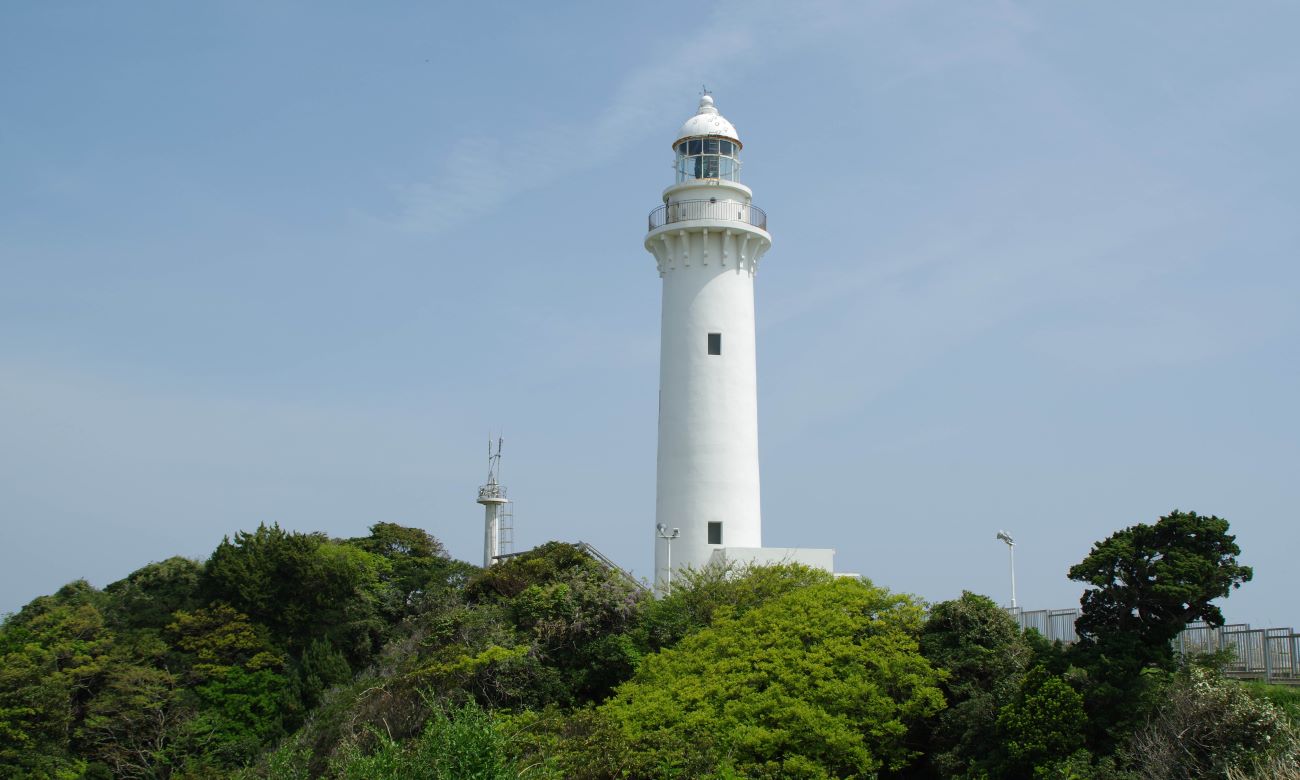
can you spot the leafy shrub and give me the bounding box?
[919,591,1032,778]
[996,665,1088,778]
[333,702,516,780]
[637,561,832,652]
[1126,666,1300,779]
[589,577,944,779]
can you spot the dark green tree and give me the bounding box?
[420,543,648,710]
[103,556,204,633]
[1067,510,1253,751]
[464,541,610,601]
[168,604,295,769]
[296,637,352,711]
[202,523,389,666]
[994,666,1088,779]
[347,523,476,628]
[918,591,1031,779]
[1069,510,1252,666]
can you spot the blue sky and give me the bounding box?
[3,2,1298,625]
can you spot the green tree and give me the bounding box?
[346,523,474,623]
[1069,510,1251,667]
[465,541,611,601]
[103,557,203,633]
[168,604,294,769]
[637,561,833,653]
[81,661,186,779]
[1067,510,1252,746]
[0,582,115,779]
[296,637,352,711]
[202,523,389,666]
[589,577,945,779]
[919,591,1032,779]
[995,666,1087,778]
[453,542,648,708]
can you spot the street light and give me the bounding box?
[996,530,1017,610]
[656,523,681,594]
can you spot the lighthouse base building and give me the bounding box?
[645,95,837,592]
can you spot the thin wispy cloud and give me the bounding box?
[371,0,872,235]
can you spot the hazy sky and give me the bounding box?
[3,2,1298,626]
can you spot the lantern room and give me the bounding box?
[673,94,743,184]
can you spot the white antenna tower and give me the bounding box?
[477,436,514,567]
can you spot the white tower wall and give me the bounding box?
[645,98,771,589]
[480,497,506,568]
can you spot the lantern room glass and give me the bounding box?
[675,138,741,183]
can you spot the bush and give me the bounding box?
[590,577,944,779]
[919,591,1032,778]
[1126,666,1300,780]
[333,702,516,780]
[996,666,1088,778]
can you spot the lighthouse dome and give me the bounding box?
[674,95,741,147]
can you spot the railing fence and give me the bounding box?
[1008,607,1300,683]
[647,199,768,231]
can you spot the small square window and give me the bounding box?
[708,522,722,545]
[708,333,721,355]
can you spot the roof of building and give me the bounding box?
[675,95,741,146]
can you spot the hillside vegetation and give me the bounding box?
[2,511,1296,779]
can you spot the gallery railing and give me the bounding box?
[648,199,767,231]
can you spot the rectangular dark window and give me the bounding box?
[708,521,722,545]
[708,332,721,355]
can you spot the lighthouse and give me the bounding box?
[645,95,772,589]
[645,95,837,591]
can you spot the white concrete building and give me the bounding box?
[645,95,834,590]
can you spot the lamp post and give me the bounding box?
[656,523,680,594]
[996,530,1017,610]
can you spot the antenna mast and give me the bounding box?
[477,435,513,567]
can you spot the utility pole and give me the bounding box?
[656,523,680,594]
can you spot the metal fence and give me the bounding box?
[648,199,767,231]
[1009,608,1300,683]
[1013,608,1082,644]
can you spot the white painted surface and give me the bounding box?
[674,95,741,145]
[708,546,837,573]
[478,495,506,568]
[648,96,771,590]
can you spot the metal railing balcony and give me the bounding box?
[648,199,767,232]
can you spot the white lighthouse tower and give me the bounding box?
[645,95,836,591]
[646,95,772,589]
